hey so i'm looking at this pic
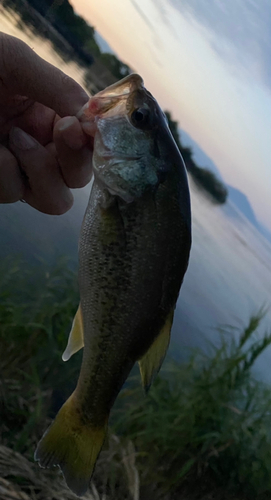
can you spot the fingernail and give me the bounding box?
[58,116,77,132]
[81,121,96,137]
[10,127,38,150]
[58,116,87,150]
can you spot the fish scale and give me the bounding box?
[35,73,191,497]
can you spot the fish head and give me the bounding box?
[78,74,182,202]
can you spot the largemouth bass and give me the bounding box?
[35,74,191,496]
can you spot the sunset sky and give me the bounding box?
[71,0,271,229]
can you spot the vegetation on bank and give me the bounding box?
[4,0,227,203]
[3,0,131,81]
[165,111,228,203]
[1,258,271,499]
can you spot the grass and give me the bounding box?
[112,314,271,499]
[1,258,271,499]
[0,257,80,454]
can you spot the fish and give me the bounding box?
[34,73,191,496]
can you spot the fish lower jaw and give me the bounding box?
[106,186,134,202]
[100,152,141,162]
[93,164,137,203]
[93,174,134,205]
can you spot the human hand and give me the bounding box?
[0,32,93,214]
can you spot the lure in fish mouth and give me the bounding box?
[35,73,191,497]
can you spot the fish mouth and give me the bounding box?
[78,74,145,122]
[95,74,144,100]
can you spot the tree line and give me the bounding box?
[28,0,130,78]
[6,0,227,202]
[165,112,228,204]
[6,0,131,79]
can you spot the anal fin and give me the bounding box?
[138,309,174,392]
[62,305,84,362]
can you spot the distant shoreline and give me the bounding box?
[1,0,83,61]
[1,0,117,93]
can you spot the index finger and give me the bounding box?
[0,32,89,116]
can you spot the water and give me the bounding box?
[0,5,88,89]
[1,6,271,380]
[173,179,271,380]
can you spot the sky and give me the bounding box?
[70,0,271,230]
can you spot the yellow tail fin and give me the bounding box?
[34,393,107,497]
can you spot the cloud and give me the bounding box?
[167,0,271,90]
[129,0,157,33]
[128,0,164,58]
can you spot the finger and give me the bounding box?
[54,116,93,188]
[1,102,56,145]
[0,33,89,116]
[9,127,73,215]
[0,145,25,202]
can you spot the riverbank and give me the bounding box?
[1,0,117,93]
[1,258,271,500]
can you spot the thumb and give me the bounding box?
[0,32,89,116]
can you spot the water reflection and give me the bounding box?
[2,0,86,64]
[0,3,89,90]
[1,3,271,383]
[0,0,117,94]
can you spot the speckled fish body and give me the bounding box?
[35,74,191,496]
[78,82,191,417]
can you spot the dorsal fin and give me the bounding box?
[62,305,84,362]
[138,309,174,392]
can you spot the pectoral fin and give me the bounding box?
[62,305,84,362]
[138,309,174,392]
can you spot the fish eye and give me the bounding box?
[131,108,152,129]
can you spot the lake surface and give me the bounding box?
[1,7,271,381]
